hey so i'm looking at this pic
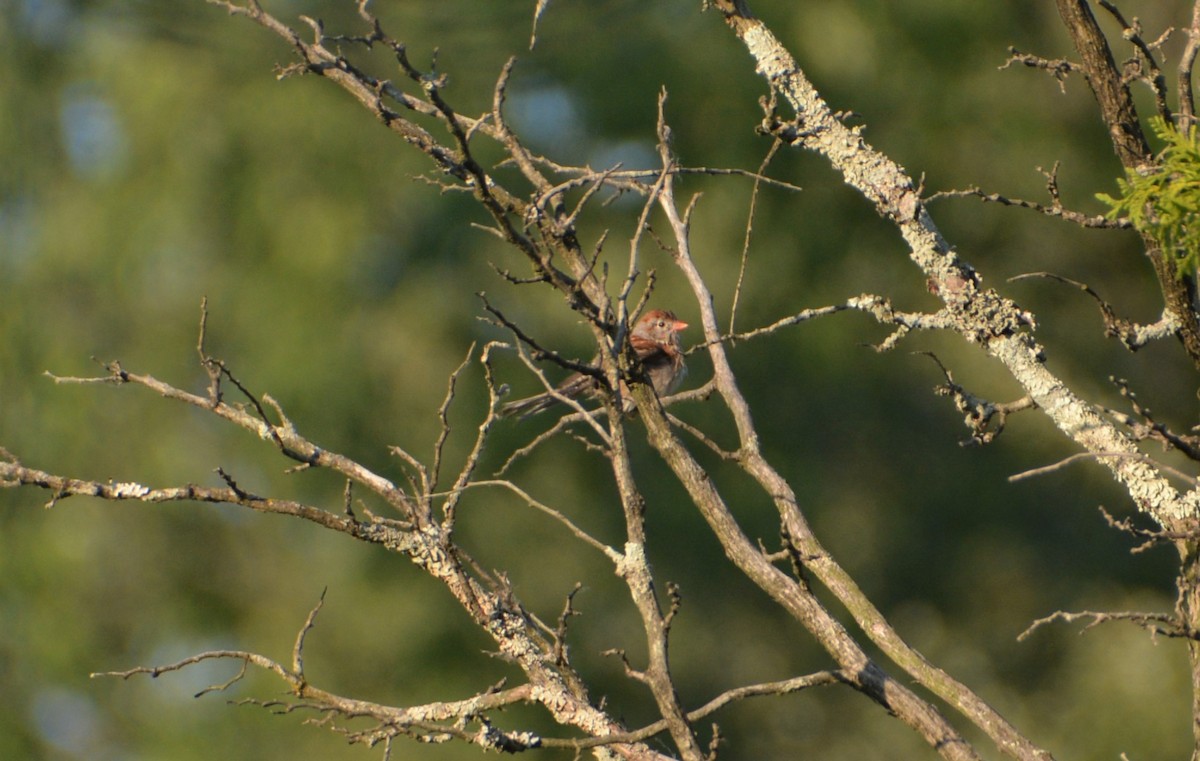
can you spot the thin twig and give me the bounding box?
[543,671,844,750]
[1018,608,1190,641]
[435,479,619,560]
[1000,47,1082,92]
[292,588,327,676]
[1009,450,1197,486]
[730,139,782,339]
[430,343,476,499]
[1009,272,1178,350]
[927,185,1129,229]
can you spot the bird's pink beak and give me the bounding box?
[673,319,689,332]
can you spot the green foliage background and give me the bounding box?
[1,1,1195,759]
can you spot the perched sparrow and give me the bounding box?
[500,309,689,419]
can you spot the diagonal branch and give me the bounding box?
[714,0,1198,534]
[11,347,668,759]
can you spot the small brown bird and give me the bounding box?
[500,309,689,419]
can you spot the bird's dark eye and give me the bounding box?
[657,320,666,328]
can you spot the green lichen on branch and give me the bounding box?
[1098,118,1200,277]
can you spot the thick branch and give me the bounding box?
[647,186,1017,761]
[712,0,1198,532]
[1054,0,1200,369]
[1055,0,1151,167]
[8,357,669,761]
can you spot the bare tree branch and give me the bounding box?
[9,2,1200,759]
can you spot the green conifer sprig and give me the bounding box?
[1098,117,1200,277]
